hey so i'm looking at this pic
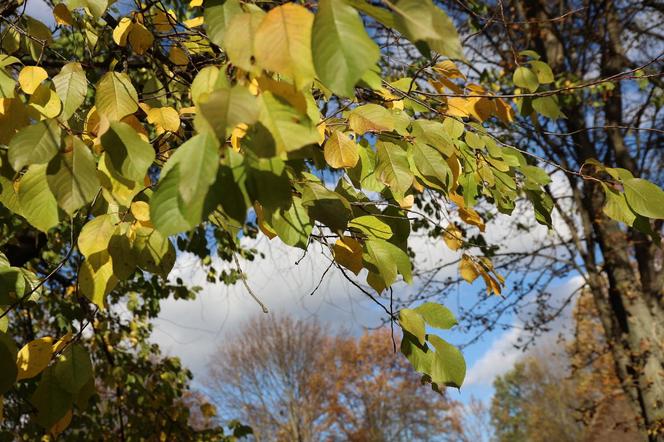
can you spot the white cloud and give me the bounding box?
[464,275,584,387]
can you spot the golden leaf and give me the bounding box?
[53,4,75,26]
[443,223,463,251]
[323,131,359,169]
[112,17,133,47]
[333,236,363,275]
[16,337,54,381]
[128,23,154,55]
[459,255,480,283]
[18,66,48,95]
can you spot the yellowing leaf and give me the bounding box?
[16,337,54,381]
[459,206,485,232]
[53,4,75,26]
[348,104,394,135]
[95,72,138,121]
[18,66,48,94]
[168,47,189,66]
[153,9,176,33]
[130,201,150,222]
[333,236,363,275]
[79,251,118,307]
[254,201,276,239]
[443,223,463,251]
[459,255,479,283]
[183,16,204,28]
[52,332,73,354]
[434,60,466,80]
[446,97,470,118]
[324,131,359,169]
[254,3,315,90]
[189,0,203,7]
[28,83,62,119]
[147,106,180,133]
[128,23,154,55]
[49,408,72,437]
[112,17,133,46]
[78,215,116,258]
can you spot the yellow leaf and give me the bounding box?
[52,332,73,354]
[446,97,470,118]
[130,201,150,222]
[398,194,414,209]
[443,223,463,251]
[254,3,315,90]
[183,16,204,28]
[324,131,358,169]
[168,47,189,66]
[179,106,196,115]
[189,0,203,7]
[459,255,480,284]
[49,409,72,437]
[18,66,48,94]
[147,106,180,133]
[79,250,118,308]
[28,83,62,119]
[112,17,133,46]
[434,60,466,80]
[16,337,54,381]
[128,23,154,55]
[78,215,116,258]
[153,9,176,33]
[53,3,74,26]
[494,98,514,124]
[230,123,248,152]
[254,202,276,239]
[459,206,485,232]
[316,121,326,145]
[431,77,464,95]
[333,236,363,275]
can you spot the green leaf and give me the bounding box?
[375,140,413,198]
[258,92,320,154]
[623,178,664,219]
[532,96,564,119]
[414,302,457,329]
[348,104,395,135]
[204,0,242,47]
[150,166,197,236]
[300,181,352,231]
[601,184,636,226]
[513,66,539,92]
[95,71,138,121]
[347,0,395,28]
[411,119,455,156]
[428,335,466,388]
[399,308,426,345]
[0,68,16,98]
[0,332,18,395]
[18,164,60,232]
[151,134,221,235]
[30,366,73,429]
[132,226,175,277]
[8,119,61,172]
[101,122,155,182]
[190,66,225,106]
[53,62,87,120]
[0,267,26,305]
[529,60,554,84]
[365,237,411,286]
[409,141,451,190]
[54,344,93,395]
[198,85,259,142]
[46,137,100,215]
[348,215,393,239]
[271,197,313,249]
[312,0,380,97]
[390,0,463,59]
[400,331,432,374]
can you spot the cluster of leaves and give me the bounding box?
[1,0,664,435]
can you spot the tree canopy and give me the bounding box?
[0,0,662,438]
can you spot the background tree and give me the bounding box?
[206,316,461,442]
